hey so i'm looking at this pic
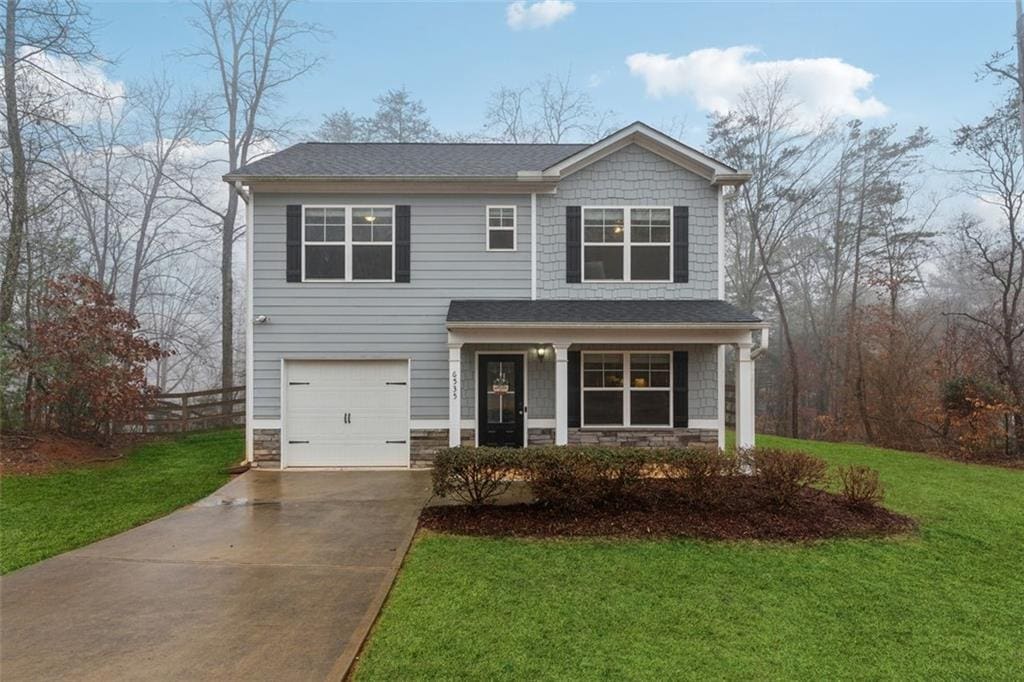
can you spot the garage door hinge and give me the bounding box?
[385,381,407,386]
[385,440,407,444]
[288,381,310,386]
[288,440,310,444]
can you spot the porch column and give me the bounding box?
[734,342,755,450]
[448,343,462,447]
[553,342,570,445]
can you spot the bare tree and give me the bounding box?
[2,0,101,328]
[364,87,437,142]
[949,94,1024,454]
[484,86,538,143]
[709,76,837,438]
[187,0,323,394]
[316,108,363,142]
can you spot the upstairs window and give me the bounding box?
[582,207,672,282]
[487,206,517,251]
[303,206,394,282]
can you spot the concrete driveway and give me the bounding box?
[0,469,432,681]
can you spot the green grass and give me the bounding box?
[0,429,242,574]
[355,435,1024,681]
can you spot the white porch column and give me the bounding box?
[734,342,755,449]
[553,342,570,445]
[448,343,462,446]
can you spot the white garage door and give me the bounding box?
[284,360,409,468]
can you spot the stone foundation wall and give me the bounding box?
[569,428,717,448]
[410,428,475,465]
[528,428,555,445]
[252,428,281,468]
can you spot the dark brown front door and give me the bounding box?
[477,354,524,447]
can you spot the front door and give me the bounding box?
[478,354,524,447]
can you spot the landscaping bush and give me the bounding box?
[838,465,885,508]
[750,448,828,506]
[656,448,738,507]
[432,447,519,506]
[524,446,646,510]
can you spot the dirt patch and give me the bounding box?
[420,478,916,542]
[933,450,1024,471]
[0,433,146,475]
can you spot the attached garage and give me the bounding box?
[283,359,410,468]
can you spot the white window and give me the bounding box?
[582,351,672,427]
[302,205,395,282]
[582,207,672,282]
[486,206,516,251]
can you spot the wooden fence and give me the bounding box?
[123,386,245,434]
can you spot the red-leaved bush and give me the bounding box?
[15,275,169,440]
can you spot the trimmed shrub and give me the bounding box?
[657,448,738,507]
[838,465,885,508]
[524,446,646,510]
[432,447,518,506]
[751,448,828,506]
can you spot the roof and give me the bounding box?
[446,299,764,327]
[223,122,749,185]
[225,142,587,180]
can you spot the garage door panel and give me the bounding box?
[284,360,409,468]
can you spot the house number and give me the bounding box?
[451,370,458,400]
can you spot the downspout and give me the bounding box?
[236,181,254,463]
[530,192,537,300]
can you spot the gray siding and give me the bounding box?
[252,193,532,419]
[251,143,722,422]
[536,144,719,298]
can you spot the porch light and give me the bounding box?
[536,346,547,361]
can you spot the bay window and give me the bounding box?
[302,205,395,281]
[582,351,672,427]
[582,207,672,282]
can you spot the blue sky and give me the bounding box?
[89,1,1013,146]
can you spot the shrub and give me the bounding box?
[751,448,828,506]
[656,448,738,507]
[524,446,646,510]
[837,465,885,508]
[432,447,518,506]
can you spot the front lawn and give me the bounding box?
[0,429,243,574]
[355,435,1024,680]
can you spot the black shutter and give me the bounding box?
[673,350,689,428]
[673,206,689,283]
[286,205,301,282]
[566,205,582,283]
[568,350,581,428]
[395,205,411,283]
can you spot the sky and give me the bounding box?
[86,0,1014,149]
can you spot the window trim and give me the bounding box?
[301,204,396,283]
[485,205,517,252]
[581,206,673,283]
[580,350,674,428]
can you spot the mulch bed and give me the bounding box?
[420,479,916,542]
[0,432,146,475]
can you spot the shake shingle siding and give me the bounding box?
[251,192,532,419]
[536,144,719,298]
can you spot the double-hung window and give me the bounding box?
[486,206,516,251]
[582,351,672,427]
[302,205,394,281]
[582,207,672,281]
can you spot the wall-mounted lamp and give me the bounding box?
[536,346,547,362]
[254,314,270,325]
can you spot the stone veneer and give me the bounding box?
[569,428,717,448]
[252,428,281,468]
[410,428,475,466]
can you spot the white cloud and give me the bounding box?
[12,48,126,125]
[506,0,575,30]
[626,46,888,122]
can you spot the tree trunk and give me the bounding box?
[1016,0,1024,158]
[2,0,27,329]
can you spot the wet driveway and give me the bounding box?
[0,469,432,681]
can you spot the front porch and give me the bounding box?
[443,300,767,454]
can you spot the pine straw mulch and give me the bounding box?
[420,479,916,543]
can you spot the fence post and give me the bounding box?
[181,395,189,433]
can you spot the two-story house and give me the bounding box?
[224,122,767,469]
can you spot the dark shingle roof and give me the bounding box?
[446,300,762,326]
[225,142,588,179]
